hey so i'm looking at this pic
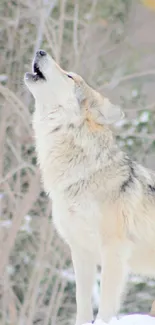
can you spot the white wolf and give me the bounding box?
[24,50,155,325]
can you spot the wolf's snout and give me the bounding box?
[36,50,47,57]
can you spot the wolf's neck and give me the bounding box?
[32,108,120,194]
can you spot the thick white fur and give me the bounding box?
[25,52,155,325]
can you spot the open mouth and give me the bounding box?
[32,62,46,81]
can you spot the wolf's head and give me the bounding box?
[24,50,124,127]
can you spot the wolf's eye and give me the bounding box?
[67,74,74,80]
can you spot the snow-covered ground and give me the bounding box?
[83,315,155,325]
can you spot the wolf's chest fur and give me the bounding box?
[33,111,126,248]
[33,108,155,255]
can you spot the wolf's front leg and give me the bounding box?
[96,241,130,323]
[71,247,97,325]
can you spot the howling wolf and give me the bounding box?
[25,50,155,325]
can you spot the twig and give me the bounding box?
[104,69,155,90]
[0,171,40,278]
[33,0,57,56]
[73,1,79,58]
[57,0,67,63]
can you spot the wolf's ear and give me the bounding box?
[94,98,124,125]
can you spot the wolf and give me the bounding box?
[24,50,155,325]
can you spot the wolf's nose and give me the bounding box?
[36,50,46,57]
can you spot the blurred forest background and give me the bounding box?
[0,0,155,324]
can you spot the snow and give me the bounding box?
[139,111,149,123]
[0,220,12,228]
[20,214,32,233]
[131,89,138,98]
[82,315,155,325]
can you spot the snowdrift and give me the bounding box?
[83,314,155,325]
